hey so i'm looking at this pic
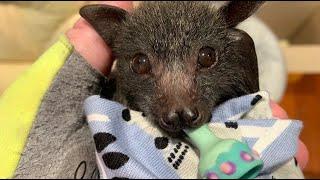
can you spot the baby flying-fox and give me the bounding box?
[80,1,264,134]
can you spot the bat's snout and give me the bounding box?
[159,107,208,132]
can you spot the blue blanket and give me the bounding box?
[84,91,304,179]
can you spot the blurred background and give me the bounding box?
[0,1,319,178]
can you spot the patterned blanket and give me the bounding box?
[84,91,304,179]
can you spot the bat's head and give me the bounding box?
[80,1,264,134]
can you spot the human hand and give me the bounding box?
[66,1,133,75]
[270,100,309,170]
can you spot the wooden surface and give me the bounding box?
[280,74,320,178]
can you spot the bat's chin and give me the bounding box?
[158,122,187,138]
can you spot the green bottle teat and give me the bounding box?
[185,124,263,179]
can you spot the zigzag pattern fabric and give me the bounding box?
[84,91,304,179]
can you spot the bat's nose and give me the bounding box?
[162,107,201,131]
[181,107,201,127]
[161,111,181,131]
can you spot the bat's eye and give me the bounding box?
[131,53,151,74]
[198,47,217,68]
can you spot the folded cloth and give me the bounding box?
[84,91,304,179]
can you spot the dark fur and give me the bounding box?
[80,1,263,134]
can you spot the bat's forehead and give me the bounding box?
[114,2,226,61]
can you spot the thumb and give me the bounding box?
[66,1,133,75]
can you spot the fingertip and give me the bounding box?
[67,1,133,75]
[296,140,309,170]
[66,22,113,75]
[270,100,288,119]
[72,18,91,30]
[100,1,134,11]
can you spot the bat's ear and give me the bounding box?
[218,1,265,27]
[80,4,128,45]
